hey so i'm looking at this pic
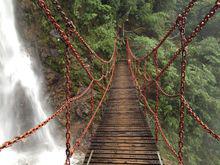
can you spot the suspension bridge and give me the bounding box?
[1,0,220,164]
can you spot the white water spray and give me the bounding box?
[0,1,84,164]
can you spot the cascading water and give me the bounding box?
[0,1,84,164]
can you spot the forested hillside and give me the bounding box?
[17,0,220,164]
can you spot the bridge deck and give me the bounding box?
[84,61,161,164]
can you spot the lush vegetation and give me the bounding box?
[20,0,220,164]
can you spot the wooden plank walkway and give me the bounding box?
[84,61,161,164]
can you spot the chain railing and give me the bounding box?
[1,0,220,165]
[37,0,119,91]
[126,42,178,159]
[70,48,117,156]
[127,0,199,62]
[1,2,118,165]
[0,80,94,152]
[126,1,220,164]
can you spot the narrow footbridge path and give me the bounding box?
[1,1,219,164]
[84,61,161,164]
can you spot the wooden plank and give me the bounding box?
[97,126,150,129]
[86,149,158,155]
[101,116,144,118]
[90,143,157,148]
[85,153,159,159]
[89,146,158,151]
[95,131,152,134]
[91,139,156,144]
[84,158,161,164]
[96,128,150,132]
[83,61,160,164]
[94,133,153,137]
[91,136,155,141]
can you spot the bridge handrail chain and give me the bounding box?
[1,0,219,163]
[184,98,220,141]
[0,80,94,152]
[126,47,178,158]
[154,0,220,82]
[64,47,72,164]
[37,0,118,91]
[126,2,220,164]
[128,42,180,98]
[177,13,187,165]
[126,0,198,62]
[69,46,117,156]
[127,0,220,87]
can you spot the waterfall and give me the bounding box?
[0,0,84,164]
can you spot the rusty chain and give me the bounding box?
[70,46,117,156]
[64,47,72,165]
[150,0,220,84]
[156,81,180,98]
[1,1,219,164]
[177,14,187,165]
[184,98,220,141]
[0,80,94,152]
[37,0,107,91]
[187,0,220,44]
[127,0,198,62]
[52,0,76,29]
[126,48,178,158]
[137,65,180,98]
[126,2,220,163]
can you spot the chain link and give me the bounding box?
[52,0,76,30]
[153,0,220,83]
[156,81,180,98]
[184,98,220,141]
[126,1,220,164]
[1,0,218,163]
[64,47,72,165]
[126,47,178,158]
[70,47,118,156]
[126,0,198,62]
[37,0,106,91]
[0,80,94,152]
[177,14,187,165]
[186,0,220,44]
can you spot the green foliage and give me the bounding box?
[88,22,116,54]
[122,1,220,164]
[28,0,220,164]
[153,0,177,12]
[69,0,116,56]
[132,36,157,57]
[181,37,220,164]
[142,12,170,37]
